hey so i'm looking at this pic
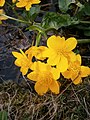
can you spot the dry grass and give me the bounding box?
[0,76,90,120]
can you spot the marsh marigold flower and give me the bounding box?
[25,46,47,60]
[16,0,41,11]
[0,0,5,6]
[27,61,60,95]
[12,49,32,75]
[43,35,77,72]
[62,54,90,85]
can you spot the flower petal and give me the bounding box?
[76,54,81,64]
[25,3,32,11]
[64,37,77,51]
[68,52,76,62]
[72,75,82,85]
[35,80,48,95]
[20,67,28,75]
[42,48,54,58]
[0,9,7,20]
[12,52,23,59]
[51,68,60,80]
[12,0,16,3]
[57,55,68,72]
[0,0,5,6]
[47,54,60,66]
[47,35,65,50]
[30,61,47,71]
[16,1,27,7]
[62,70,71,79]
[36,46,47,60]
[31,0,41,4]
[27,72,39,81]
[81,66,90,77]
[49,80,60,94]
[14,59,22,66]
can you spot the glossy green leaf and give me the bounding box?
[41,12,79,30]
[58,0,75,13]
[29,5,40,16]
[22,6,40,22]
[84,3,90,16]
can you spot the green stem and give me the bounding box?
[35,33,41,46]
[29,25,43,33]
[0,14,31,24]
[80,21,90,24]
[77,39,90,44]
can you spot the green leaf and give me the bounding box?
[23,5,40,21]
[77,3,90,19]
[58,0,75,13]
[0,111,8,120]
[84,3,90,16]
[41,12,79,30]
[29,5,40,17]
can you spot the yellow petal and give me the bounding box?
[25,3,32,11]
[47,53,60,66]
[0,0,5,6]
[31,0,41,4]
[35,80,48,95]
[72,75,82,85]
[20,49,27,58]
[81,66,90,77]
[0,9,8,20]
[12,52,23,59]
[14,59,22,66]
[68,52,76,62]
[64,37,77,51]
[57,55,68,72]
[47,35,65,50]
[25,46,36,54]
[27,72,39,81]
[16,1,27,7]
[20,67,28,75]
[36,46,47,60]
[42,48,54,57]
[0,16,7,21]
[51,68,60,80]
[62,70,71,79]
[49,80,60,94]
[30,61,47,71]
[76,54,81,65]
[12,0,16,3]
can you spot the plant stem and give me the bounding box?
[0,14,31,24]
[80,21,90,24]
[77,39,90,44]
[35,33,41,46]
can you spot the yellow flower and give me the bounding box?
[16,0,41,11]
[0,0,5,6]
[25,46,47,60]
[27,61,60,95]
[0,9,7,23]
[12,0,16,3]
[43,35,77,72]
[12,49,32,75]
[62,54,90,85]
